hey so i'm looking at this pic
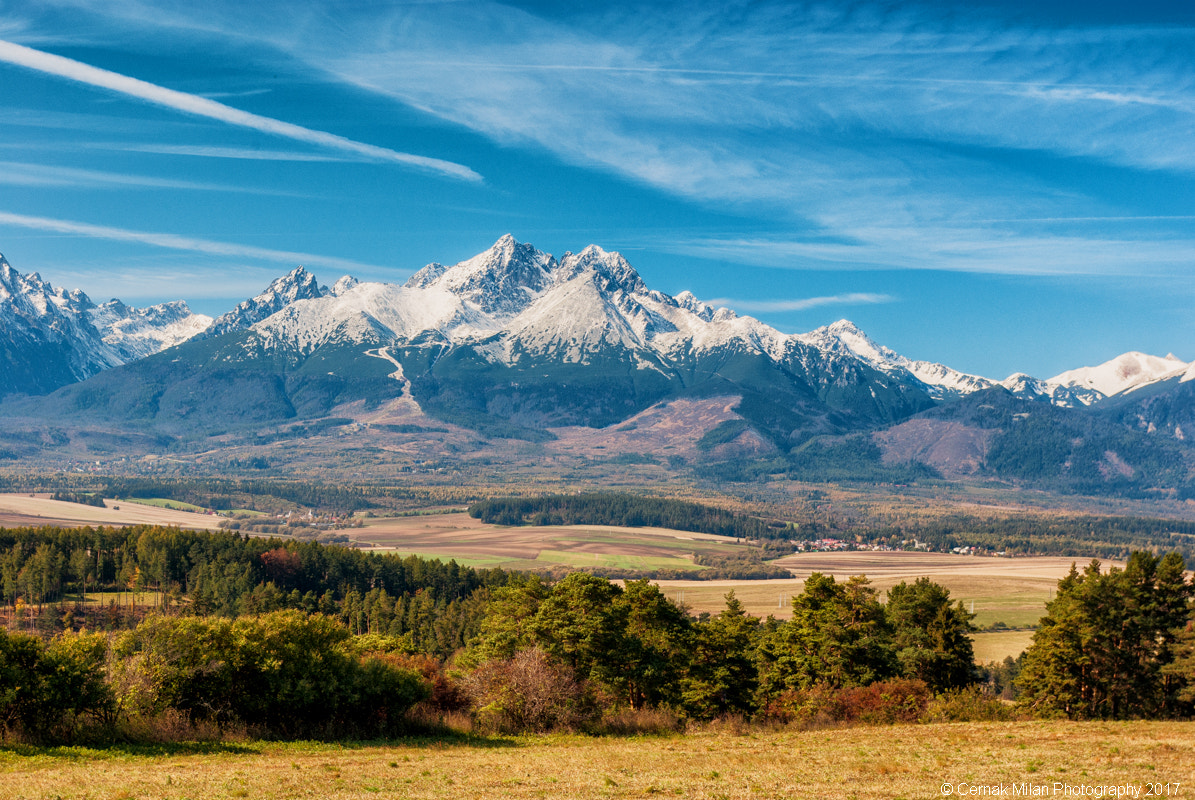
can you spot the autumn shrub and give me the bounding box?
[462,647,595,733]
[838,679,931,724]
[110,611,428,739]
[761,679,930,727]
[921,688,1017,722]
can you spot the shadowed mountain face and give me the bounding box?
[0,253,210,399]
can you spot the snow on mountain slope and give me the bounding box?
[796,320,993,399]
[89,299,212,362]
[204,266,325,338]
[485,269,652,365]
[409,234,555,315]
[249,279,501,353]
[0,252,209,396]
[1049,352,1189,398]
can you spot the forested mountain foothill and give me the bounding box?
[0,523,1192,744]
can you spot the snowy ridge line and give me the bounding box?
[3,238,1188,406]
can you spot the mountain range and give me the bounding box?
[1,237,1192,499]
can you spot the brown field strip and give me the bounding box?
[350,513,749,570]
[1,721,1191,800]
[0,494,224,531]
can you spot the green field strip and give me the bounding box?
[120,497,207,512]
[533,549,705,572]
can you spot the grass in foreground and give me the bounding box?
[1,721,1191,800]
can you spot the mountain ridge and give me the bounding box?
[2,237,1193,502]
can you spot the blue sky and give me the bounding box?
[1,0,1194,380]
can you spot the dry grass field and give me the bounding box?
[972,630,1038,664]
[652,552,1105,662]
[350,512,750,572]
[655,551,1096,622]
[1,721,1191,800]
[0,494,223,531]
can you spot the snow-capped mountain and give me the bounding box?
[202,266,326,338]
[793,319,1186,409]
[7,235,1190,454]
[1049,352,1189,399]
[0,252,209,397]
[796,319,994,400]
[992,373,1101,408]
[250,238,810,370]
[89,299,212,363]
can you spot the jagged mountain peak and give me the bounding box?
[798,319,888,361]
[266,265,323,301]
[796,319,996,401]
[404,262,445,289]
[204,265,326,338]
[89,298,212,363]
[556,244,645,294]
[0,251,209,397]
[425,235,557,315]
[673,290,716,321]
[330,275,360,296]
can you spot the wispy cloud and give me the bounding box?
[670,229,1195,278]
[230,1,1187,276]
[0,38,482,182]
[0,160,301,195]
[10,2,1195,279]
[0,210,384,273]
[708,293,895,313]
[107,144,349,161]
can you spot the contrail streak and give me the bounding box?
[0,39,482,182]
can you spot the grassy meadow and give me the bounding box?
[2,721,1192,800]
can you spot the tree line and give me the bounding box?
[0,475,485,515]
[468,491,1195,560]
[0,525,507,656]
[1,520,1191,742]
[468,493,781,539]
[456,570,985,731]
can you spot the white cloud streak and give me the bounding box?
[8,2,1195,280]
[0,38,482,182]
[708,293,895,312]
[0,210,384,273]
[108,144,349,161]
[0,160,301,195]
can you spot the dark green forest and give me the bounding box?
[467,493,779,538]
[0,523,1191,743]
